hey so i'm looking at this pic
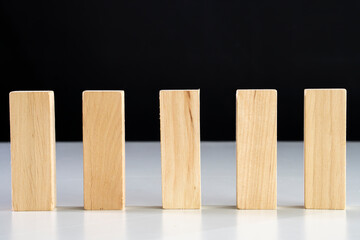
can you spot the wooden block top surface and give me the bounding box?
[304,89,346,210]
[10,91,56,211]
[83,90,125,210]
[160,90,201,209]
[236,90,277,209]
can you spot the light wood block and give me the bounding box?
[10,91,56,211]
[304,89,346,210]
[236,90,277,209]
[160,90,201,209]
[83,91,125,210]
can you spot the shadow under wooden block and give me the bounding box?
[83,91,125,210]
[160,90,201,209]
[304,89,346,210]
[10,91,56,211]
[236,90,277,210]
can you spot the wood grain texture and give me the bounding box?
[304,89,346,210]
[236,90,277,210]
[10,91,56,211]
[160,90,201,209]
[83,91,125,210]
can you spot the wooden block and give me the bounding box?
[160,90,201,209]
[236,90,277,210]
[10,91,56,211]
[304,89,346,210]
[83,91,125,210]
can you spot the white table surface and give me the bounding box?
[0,142,359,240]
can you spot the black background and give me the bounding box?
[1,1,359,141]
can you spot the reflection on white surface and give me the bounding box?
[162,209,202,239]
[305,210,347,240]
[83,210,126,239]
[236,210,278,239]
[11,211,57,240]
[1,206,355,240]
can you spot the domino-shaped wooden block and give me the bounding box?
[83,91,125,210]
[10,91,56,211]
[160,90,201,209]
[236,90,277,209]
[304,89,346,209]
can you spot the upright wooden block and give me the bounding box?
[236,90,277,209]
[10,91,56,211]
[83,91,125,210]
[160,90,201,209]
[304,89,346,209]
